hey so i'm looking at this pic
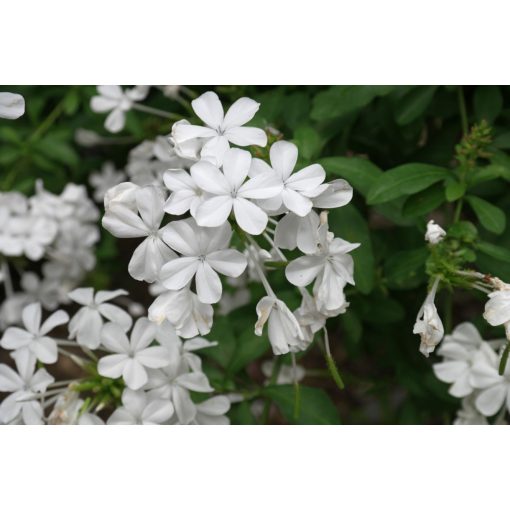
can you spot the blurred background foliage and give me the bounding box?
[2,85,510,424]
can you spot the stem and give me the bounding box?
[453,198,463,223]
[29,98,66,142]
[262,356,284,424]
[245,239,277,298]
[323,328,345,390]
[457,86,468,136]
[131,103,182,121]
[57,347,88,367]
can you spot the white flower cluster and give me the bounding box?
[101,90,357,359]
[0,182,99,328]
[0,290,229,425]
[433,322,508,423]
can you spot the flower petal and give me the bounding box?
[1,328,33,350]
[105,108,125,133]
[101,322,130,353]
[286,255,324,287]
[141,399,174,424]
[160,257,199,290]
[97,303,133,331]
[194,195,233,228]
[161,219,200,256]
[190,160,230,195]
[222,148,251,190]
[475,384,507,416]
[222,97,260,130]
[30,337,58,364]
[39,310,69,336]
[206,249,247,278]
[129,317,157,351]
[233,198,268,235]
[270,141,298,179]
[68,287,94,306]
[97,353,128,379]
[136,346,171,368]
[286,164,326,191]
[176,372,213,392]
[122,359,148,390]
[0,92,25,119]
[191,91,224,129]
[281,188,313,217]
[172,386,196,424]
[225,126,267,147]
[22,302,42,335]
[95,289,128,304]
[195,262,222,304]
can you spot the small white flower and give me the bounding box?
[160,218,247,304]
[255,296,307,355]
[413,277,444,357]
[1,302,68,364]
[0,92,25,119]
[250,141,327,217]
[172,91,267,163]
[148,287,214,338]
[0,350,54,424]
[90,85,149,133]
[483,288,510,340]
[102,185,176,282]
[425,219,446,244]
[163,169,204,217]
[191,148,283,234]
[98,318,171,390]
[89,162,125,202]
[107,388,174,425]
[68,288,132,349]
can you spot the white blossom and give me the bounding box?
[483,286,510,340]
[172,91,267,163]
[159,218,247,304]
[68,288,132,349]
[1,302,68,364]
[90,85,149,133]
[425,219,446,244]
[0,92,25,119]
[98,318,171,390]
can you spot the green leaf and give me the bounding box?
[394,86,437,126]
[367,163,449,205]
[468,164,509,186]
[384,247,428,290]
[229,401,257,425]
[319,156,382,197]
[293,126,324,161]
[311,85,394,121]
[444,179,466,202]
[227,329,270,374]
[477,241,510,262]
[402,182,445,216]
[203,316,237,369]
[35,136,79,167]
[329,204,375,294]
[264,385,341,424]
[474,86,502,123]
[466,195,506,234]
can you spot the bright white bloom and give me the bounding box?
[1,302,68,364]
[192,148,283,234]
[102,185,176,282]
[146,348,214,424]
[90,85,149,133]
[148,287,214,338]
[0,92,25,119]
[255,296,308,355]
[68,288,132,349]
[107,388,174,425]
[454,396,489,425]
[98,318,171,390]
[286,224,358,313]
[250,141,327,217]
[172,91,267,163]
[483,286,510,340]
[433,322,487,397]
[413,277,444,357]
[160,219,247,304]
[89,162,125,202]
[0,350,54,424]
[193,396,230,425]
[471,344,510,416]
[425,219,446,244]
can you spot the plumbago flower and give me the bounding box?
[90,85,150,133]
[172,91,267,163]
[67,288,132,349]
[0,350,54,424]
[425,219,446,245]
[0,92,25,119]
[102,185,176,282]
[159,218,247,304]
[98,318,171,390]
[1,302,69,364]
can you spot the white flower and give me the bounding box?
[104,182,140,211]
[285,224,358,313]
[98,318,171,390]
[0,350,54,424]
[193,396,231,425]
[471,343,510,416]
[89,162,125,202]
[163,169,204,217]
[68,288,132,349]
[169,120,206,161]
[107,388,174,425]
[483,288,510,340]
[0,92,25,119]
[250,141,327,217]
[1,302,68,364]
[90,85,149,133]
[102,185,176,282]
[255,296,307,355]
[425,219,446,244]
[294,291,326,342]
[413,277,444,357]
[148,287,214,338]
[433,322,487,397]
[172,91,267,163]
[146,352,213,424]
[160,219,247,304]
[453,396,489,425]
[191,148,282,234]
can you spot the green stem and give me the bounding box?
[457,86,468,136]
[443,291,453,334]
[498,342,510,376]
[453,198,463,223]
[261,356,283,424]
[131,103,183,121]
[29,98,66,143]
